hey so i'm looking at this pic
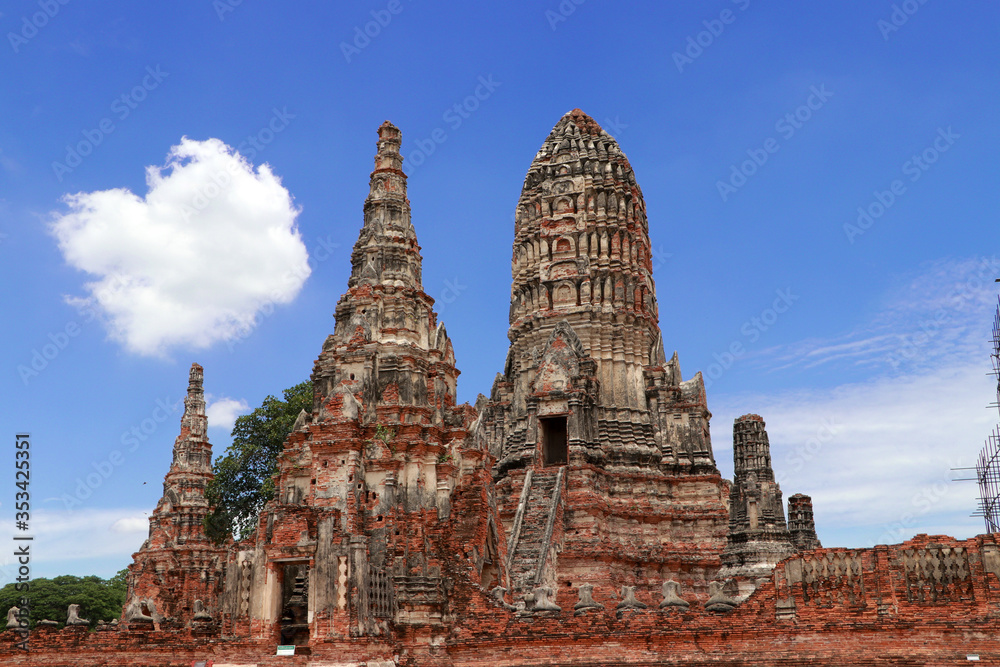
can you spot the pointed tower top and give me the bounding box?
[180,362,207,441]
[373,120,404,177]
[345,121,422,290]
[559,108,606,137]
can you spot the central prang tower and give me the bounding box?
[477,110,730,603]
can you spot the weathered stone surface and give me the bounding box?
[8,114,1000,666]
[124,363,227,629]
[65,605,89,627]
[477,109,730,602]
[788,493,822,551]
[719,414,797,597]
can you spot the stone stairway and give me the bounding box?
[506,467,564,595]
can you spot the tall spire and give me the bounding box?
[346,120,422,291]
[316,120,457,412]
[126,362,225,627]
[157,362,213,535]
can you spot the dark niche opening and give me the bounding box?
[540,416,568,466]
[279,563,310,646]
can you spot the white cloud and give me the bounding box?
[206,396,250,431]
[50,137,310,357]
[710,256,999,549]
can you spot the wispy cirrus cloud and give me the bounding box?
[711,256,999,549]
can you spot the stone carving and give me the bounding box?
[124,598,156,624]
[573,583,604,614]
[705,581,738,613]
[37,619,58,628]
[616,585,648,610]
[490,587,517,612]
[6,605,20,629]
[192,599,213,623]
[659,580,689,610]
[525,586,561,613]
[901,547,971,604]
[66,604,90,627]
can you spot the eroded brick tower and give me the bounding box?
[125,363,227,628]
[477,110,730,603]
[719,414,796,596]
[217,121,502,644]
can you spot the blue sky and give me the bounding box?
[1,1,998,582]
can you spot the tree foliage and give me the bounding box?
[204,380,312,543]
[0,571,127,629]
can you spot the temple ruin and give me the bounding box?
[6,111,1000,666]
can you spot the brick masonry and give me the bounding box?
[5,113,998,666]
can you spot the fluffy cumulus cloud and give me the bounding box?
[50,138,310,357]
[710,256,999,549]
[206,396,251,431]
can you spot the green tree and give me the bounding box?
[204,380,312,543]
[0,574,127,629]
